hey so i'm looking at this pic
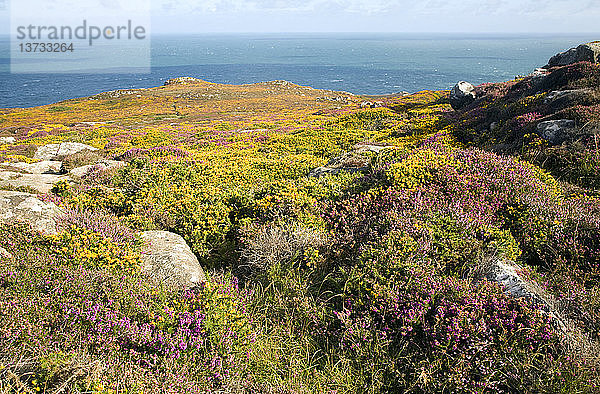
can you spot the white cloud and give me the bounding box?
[155,0,600,15]
[148,0,600,32]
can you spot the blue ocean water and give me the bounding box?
[0,33,598,108]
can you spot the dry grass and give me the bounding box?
[240,222,327,272]
[0,351,103,394]
[59,150,105,171]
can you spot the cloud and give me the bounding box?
[155,0,600,17]
[149,0,600,33]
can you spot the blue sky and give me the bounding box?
[1,0,600,33]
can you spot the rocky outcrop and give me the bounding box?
[140,231,206,288]
[0,191,61,234]
[0,137,16,144]
[309,143,392,177]
[544,89,591,106]
[449,81,476,110]
[360,101,384,109]
[1,160,63,174]
[163,77,203,86]
[536,119,578,145]
[0,171,70,194]
[546,48,578,68]
[69,160,125,180]
[33,142,98,161]
[544,42,600,68]
[576,42,600,64]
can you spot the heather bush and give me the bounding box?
[328,254,586,392]
[0,223,254,392]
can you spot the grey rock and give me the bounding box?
[0,171,70,194]
[360,101,384,109]
[308,166,344,177]
[576,42,600,64]
[536,119,578,145]
[546,48,578,68]
[1,161,63,174]
[544,89,591,105]
[140,231,206,288]
[354,143,391,154]
[545,42,600,68]
[0,190,61,234]
[0,137,16,144]
[485,259,531,299]
[449,81,476,110]
[69,160,125,180]
[33,142,98,161]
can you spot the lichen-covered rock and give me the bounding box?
[1,160,63,174]
[485,259,532,299]
[69,160,125,180]
[140,231,206,288]
[0,191,61,234]
[0,171,70,194]
[33,142,98,161]
[449,81,476,110]
[536,119,577,145]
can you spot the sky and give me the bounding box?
[1,0,600,34]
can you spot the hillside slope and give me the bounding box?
[0,48,599,393]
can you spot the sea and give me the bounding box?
[0,33,598,108]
